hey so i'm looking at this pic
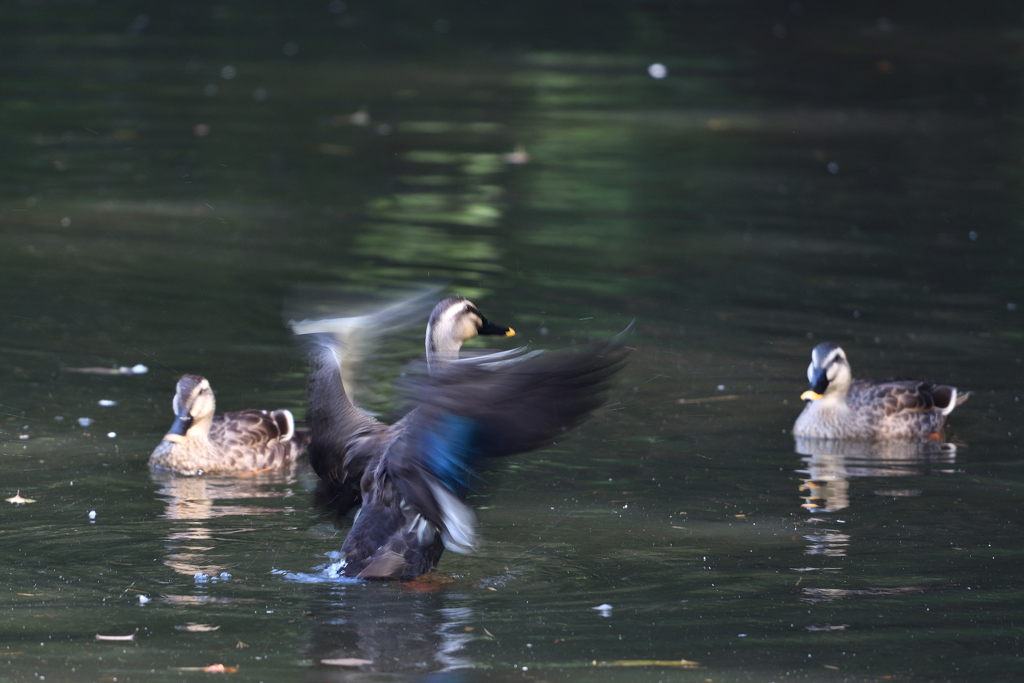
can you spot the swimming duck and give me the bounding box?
[296,295,630,579]
[149,375,310,476]
[793,342,969,440]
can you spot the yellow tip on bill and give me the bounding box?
[505,328,516,337]
[800,390,823,402]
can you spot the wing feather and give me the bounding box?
[849,379,960,417]
[384,330,631,542]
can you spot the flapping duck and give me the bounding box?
[295,295,630,579]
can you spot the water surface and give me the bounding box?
[1,3,1023,681]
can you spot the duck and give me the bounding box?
[793,342,969,440]
[294,295,630,580]
[148,374,310,476]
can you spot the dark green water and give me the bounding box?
[2,2,1023,681]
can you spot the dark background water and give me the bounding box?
[1,1,1023,681]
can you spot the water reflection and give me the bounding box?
[334,118,511,293]
[303,582,475,679]
[795,438,958,514]
[151,467,303,577]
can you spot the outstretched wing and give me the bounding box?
[304,335,387,518]
[384,329,632,550]
[289,286,442,412]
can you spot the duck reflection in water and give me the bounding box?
[796,438,958,514]
[303,581,477,679]
[151,465,306,580]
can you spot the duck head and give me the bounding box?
[801,342,852,402]
[426,296,514,371]
[164,375,216,443]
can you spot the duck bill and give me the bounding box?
[164,408,193,443]
[800,390,823,402]
[478,318,515,337]
[806,368,831,401]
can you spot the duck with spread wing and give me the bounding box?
[293,295,630,579]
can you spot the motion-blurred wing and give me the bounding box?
[304,335,386,517]
[386,330,631,549]
[289,286,442,411]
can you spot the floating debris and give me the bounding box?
[502,144,530,165]
[137,595,151,604]
[322,658,373,667]
[677,394,740,405]
[173,664,238,673]
[595,659,700,669]
[96,630,137,642]
[194,572,210,583]
[591,603,613,617]
[6,491,36,505]
[98,399,117,407]
[78,418,93,427]
[175,623,221,632]
[18,434,28,440]
[350,109,370,126]
[647,63,668,79]
[107,432,116,438]
[88,510,97,520]
[204,664,237,674]
[64,364,148,376]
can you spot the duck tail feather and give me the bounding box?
[933,386,968,416]
[271,409,296,441]
[356,550,407,579]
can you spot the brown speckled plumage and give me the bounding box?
[793,342,969,440]
[149,374,309,475]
